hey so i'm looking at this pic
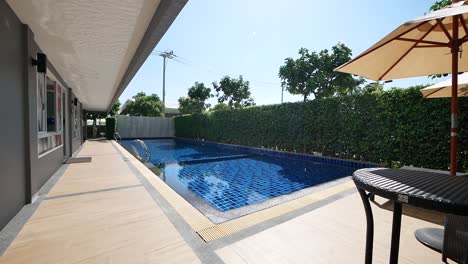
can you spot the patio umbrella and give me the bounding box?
[336,0,468,176]
[421,72,468,98]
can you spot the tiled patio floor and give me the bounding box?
[0,140,201,264]
[0,140,452,263]
[215,194,449,264]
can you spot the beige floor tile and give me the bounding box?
[48,155,140,197]
[215,247,248,264]
[218,194,450,264]
[0,141,200,264]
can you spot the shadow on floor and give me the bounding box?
[372,199,444,225]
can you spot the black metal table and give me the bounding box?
[353,168,468,264]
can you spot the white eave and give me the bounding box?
[6,0,187,112]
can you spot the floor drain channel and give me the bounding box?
[196,225,228,242]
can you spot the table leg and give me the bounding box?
[357,188,374,264]
[389,202,402,264]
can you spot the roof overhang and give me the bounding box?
[7,0,187,112]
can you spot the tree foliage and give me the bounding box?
[109,100,121,116]
[121,92,164,117]
[212,75,255,109]
[279,43,364,102]
[178,82,212,114]
[429,0,451,11]
[211,103,230,112]
[357,83,384,95]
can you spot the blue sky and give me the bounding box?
[119,0,445,108]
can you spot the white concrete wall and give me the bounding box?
[116,115,174,138]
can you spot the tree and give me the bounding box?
[178,82,212,114]
[212,75,255,109]
[211,103,230,112]
[430,0,451,12]
[121,92,164,117]
[109,100,121,116]
[278,43,364,101]
[357,83,384,95]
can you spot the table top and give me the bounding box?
[353,168,468,216]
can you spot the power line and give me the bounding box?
[151,49,283,102]
[169,54,280,86]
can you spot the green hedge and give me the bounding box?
[175,87,468,172]
[105,117,116,140]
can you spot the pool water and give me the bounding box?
[121,139,246,165]
[122,139,356,212]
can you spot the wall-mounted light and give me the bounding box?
[32,53,47,73]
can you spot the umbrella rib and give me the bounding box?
[335,21,429,71]
[396,38,449,46]
[458,15,468,38]
[437,18,453,42]
[424,87,446,98]
[379,22,440,80]
[461,35,468,43]
[415,44,449,48]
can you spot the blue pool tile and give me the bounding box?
[121,138,373,212]
[162,156,356,212]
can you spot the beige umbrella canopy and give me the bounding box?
[336,0,468,176]
[421,72,468,98]
[336,1,468,80]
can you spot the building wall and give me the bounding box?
[0,0,29,231]
[25,30,68,197]
[0,1,83,231]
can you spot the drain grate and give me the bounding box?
[196,225,228,242]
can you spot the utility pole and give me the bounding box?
[159,50,175,111]
[281,87,284,103]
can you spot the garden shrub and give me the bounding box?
[175,87,468,171]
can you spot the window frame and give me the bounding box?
[72,99,80,140]
[37,72,47,134]
[37,70,65,156]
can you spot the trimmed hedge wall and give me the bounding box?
[105,117,116,140]
[175,87,468,171]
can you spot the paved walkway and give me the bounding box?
[0,140,451,263]
[215,194,449,264]
[0,140,201,264]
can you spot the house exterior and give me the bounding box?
[164,107,180,117]
[0,0,187,231]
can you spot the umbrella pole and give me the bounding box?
[450,15,459,176]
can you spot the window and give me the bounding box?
[46,79,56,132]
[37,73,47,132]
[72,99,80,140]
[37,74,64,155]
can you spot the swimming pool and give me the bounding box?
[121,138,248,165]
[121,139,371,219]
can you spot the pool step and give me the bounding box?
[162,154,256,166]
